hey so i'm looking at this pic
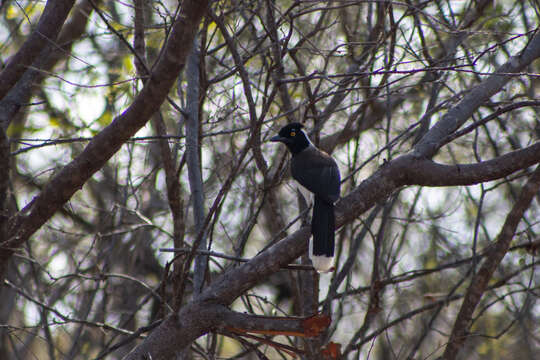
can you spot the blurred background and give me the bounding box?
[1,0,539,358]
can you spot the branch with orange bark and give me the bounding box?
[221,312,332,358]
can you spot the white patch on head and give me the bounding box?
[309,239,334,273]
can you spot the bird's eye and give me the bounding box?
[290,131,296,137]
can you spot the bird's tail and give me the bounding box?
[310,195,335,272]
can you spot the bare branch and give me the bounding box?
[339,142,540,226]
[183,36,208,297]
[414,29,540,158]
[442,164,540,360]
[0,0,76,102]
[0,0,209,282]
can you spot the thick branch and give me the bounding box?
[0,0,76,101]
[442,165,540,360]
[340,142,540,226]
[0,0,209,281]
[408,142,540,186]
[123,303,225,360]
[199,226,312,304]
[124,303,329,359]
[0,0,95,130]
[221,309,329,338]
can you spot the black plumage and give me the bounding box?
[271,123,341,272]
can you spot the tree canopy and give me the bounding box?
[1,0,539,359]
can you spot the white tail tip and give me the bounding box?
[310,255,334,273]
[309,238,334,272]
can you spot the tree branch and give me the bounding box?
[0,0,209,282]
[0,0,76,101]
[0,128,9,241]
[184,36,208,296]
[0,0,96,130]
[408,142,540,186]
[442,164,540,360]
[221,309,330,338]
[414,29,540,158]
[339,142,540,226]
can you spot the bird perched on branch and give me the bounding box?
[271,123,341,272]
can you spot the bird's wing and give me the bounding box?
[291,147,340,204]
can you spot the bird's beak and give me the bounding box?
[270,135,290,143]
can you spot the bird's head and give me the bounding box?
[270,123,311,155]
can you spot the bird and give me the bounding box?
[270,123,341,272]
